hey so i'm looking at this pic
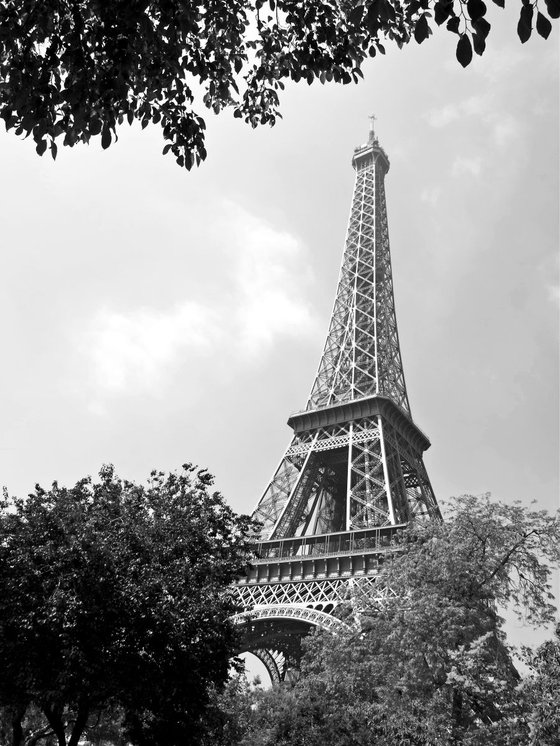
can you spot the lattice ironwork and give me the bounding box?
[238,123,441,676]
[236,578,354,608]
[235,605,351,634]
[251,648,285,684]
[306,136,409,413]
[253,413,437,539]
[251,446,306,534]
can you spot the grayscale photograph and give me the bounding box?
[0,1,558,744]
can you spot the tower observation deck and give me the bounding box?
[233,122,441,682]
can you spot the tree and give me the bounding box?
[0,0,557,170]
[235,495,560,745]
[0,704,57,746]
[0,464,256,746]
[523,623,560,745]
[199,673,262,746]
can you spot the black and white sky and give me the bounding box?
[1,3,558,646]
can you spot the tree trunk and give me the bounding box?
[451,688,464,744]
[67,703,89,746]
[11,707,25,746]
[41,706,66,746]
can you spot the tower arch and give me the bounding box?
[233,606,352,682]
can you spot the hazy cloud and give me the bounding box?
[86,302,218,395]
[540,254,560,308]
[420,186,441,206]
[426,96,485,128]
[426,96,521,152]
[79,203,317,401]
[451,156,483,177]
[228,204,317,355]
[491,116,521,148]
[478,48,525,84]
[548,284,560,306]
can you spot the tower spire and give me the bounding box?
[368,113,376,142]
[306,118,409,414]
[234,123,441,682]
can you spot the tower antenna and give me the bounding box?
[369,113,377,141]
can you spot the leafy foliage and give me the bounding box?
[0,464,256,746]
[232,495,559,745]
[523,623,560,745]
[0,0,557,167]
[199,673,263,746]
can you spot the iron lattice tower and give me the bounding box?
[234,123,441,682]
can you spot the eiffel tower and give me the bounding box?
[234,120,441,683]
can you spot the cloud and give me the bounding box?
[426,96,485,128]
[491,116,520,149]
[452,156,483,177]
[420,186,441,206]
[227,205,316,355]
[477,48,525,84]
[426,104,460,129]
[547,284,560,306]
[79,203,317,401]
[85,302,218,395]
[540,254,560,308]
[426,96,521,150]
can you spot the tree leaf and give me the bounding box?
[414,14,432,43]
[473,16,491,39]
[472,30,486,55]
[446,15,461,34]
[348,4,364,24]
[35,139,47,156]
[467,0,487,20]
[544,0,560,18]
[90,117,102,136]
[536,10,552,37]
[517,4,534,42]
[434,0,454,25]
[456,33,473,66]
[101,128,112,149]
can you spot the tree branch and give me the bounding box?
[476,529,540,592]
[25,725,55,746]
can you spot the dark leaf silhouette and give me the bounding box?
[456,33,473,66]
[544,0,560,18]
[536,10,553,36]
[414,14,432,43]
[518,3,534,42]
[0,0,556,167]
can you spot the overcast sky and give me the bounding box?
[1,7,558,648]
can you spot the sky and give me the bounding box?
[0,7,558,651]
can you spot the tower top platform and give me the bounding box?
[352,117,390,172]
[288,394,431,454]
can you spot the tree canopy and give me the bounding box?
[226,495,560,745]
[0,464,256,746]
[523,623,560,745]
[0,0,557,169]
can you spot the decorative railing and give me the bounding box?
[251,524,407,563]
